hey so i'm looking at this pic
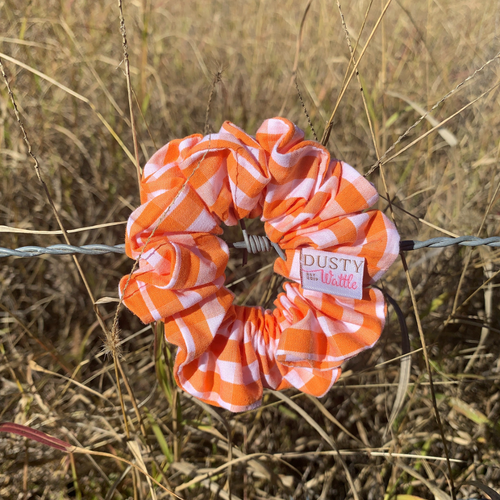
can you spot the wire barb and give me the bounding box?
[236,230,287,261]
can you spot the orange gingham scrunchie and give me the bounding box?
[119,117,400,412]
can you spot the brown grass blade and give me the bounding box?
[272,391,360,500]
[0,221,127,235]
[377,119,456,499]
[0,303,73,375]
[382,291,412,437]
[59,18,129,123]
[396,461,452,500]
[117,0,142,190]
[306,395,365,446]
[321,0,393,146]
[127,439,157,500]
[336,0,380,159]
[364,51,500,177]
[28,359,112,403]
[0,51,135,164]
[279,0,313,116]
[386,90,458,147]
[183,392,233,495]
[374,80,500,170]
[394,496,427,500]
[0,53,111,342]
[463,481,500,500]
[73,447,181,498]
[175,449,296,494]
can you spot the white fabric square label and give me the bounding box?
[300,248,364,300]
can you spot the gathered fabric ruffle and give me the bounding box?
[120,117,400,412]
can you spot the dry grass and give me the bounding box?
[1,0,500,498]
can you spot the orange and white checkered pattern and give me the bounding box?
[120,117,400,412]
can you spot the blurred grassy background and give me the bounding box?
[1,0,499,498]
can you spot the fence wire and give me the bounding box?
[0,236,499,258]
[400,236,500,251]
[0,244,126,258]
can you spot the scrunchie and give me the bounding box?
[119,117,400,412]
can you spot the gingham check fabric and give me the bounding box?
[120,117,400,412]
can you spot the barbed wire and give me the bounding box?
[400,236,500,251]
[0,236,499,258]
[0,244,126,258]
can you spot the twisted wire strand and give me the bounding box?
[1,236,499,258]
[400,236,500,251]
[0,244,126,258]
